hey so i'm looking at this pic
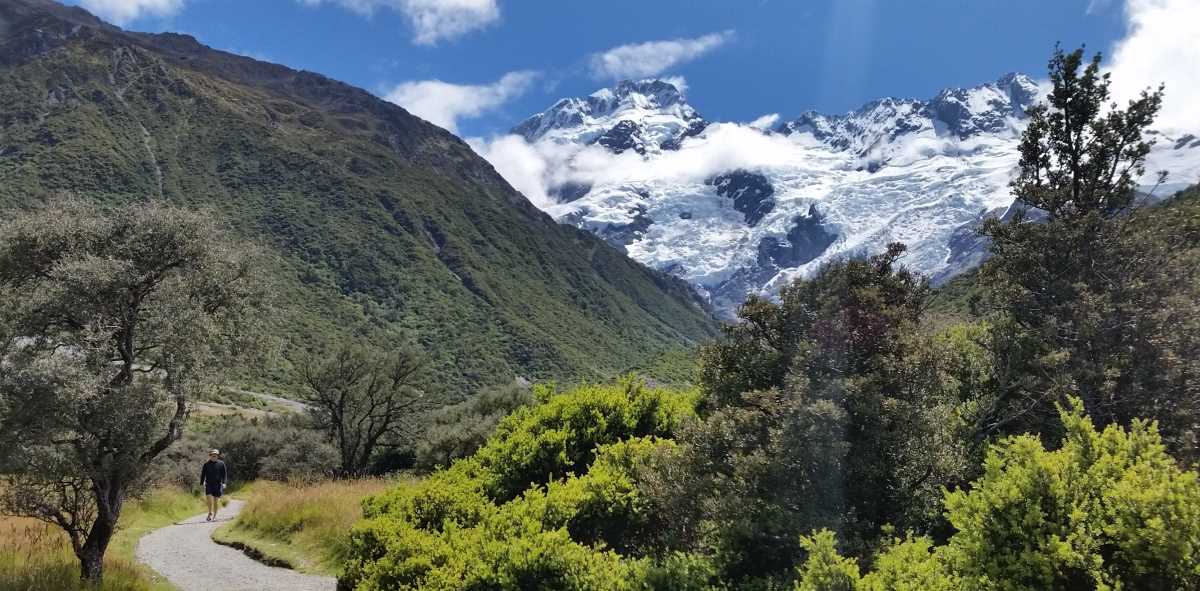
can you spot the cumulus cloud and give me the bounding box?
[384,71,538,134]
[588,31,734,80]
[79,0,185,25]
[1107,0,1200,133]
[298,0,499,45]
[470,122,838,211]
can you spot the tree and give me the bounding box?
[0,198,267,584]
[669,245,980,581]
[978,46,1196,445]
[300,344,432,476]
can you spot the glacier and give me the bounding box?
[481,75,1200,317]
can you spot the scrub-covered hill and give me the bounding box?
[0,0,716,393]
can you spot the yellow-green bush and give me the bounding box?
[342,379,701,590]
[944,399,1200,590]
[792,399,1200,591]
[471,380,697,502]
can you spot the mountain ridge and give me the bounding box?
[0,0,718,392]
[499,74,1200,316]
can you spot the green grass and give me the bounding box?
[0,487,204,591]
[213,479,402,577]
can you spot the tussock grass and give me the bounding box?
[217,478,403,576]
[0,487,200,591]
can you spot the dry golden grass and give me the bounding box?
[216,478,405,576]
[0,487,199,591]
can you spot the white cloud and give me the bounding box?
[384,71,538,134]
[298,0,499,45]
[588,31,734,80]
[660,76,690,96]
[470,122,837,210]
[748,113,780,130]
[78,0,185,25]
[401,0,499,45]
[1107,0,1200,133]
[468,134,559,208]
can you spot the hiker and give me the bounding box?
[200,449,228,521]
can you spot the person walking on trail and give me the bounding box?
[200,449,228,521]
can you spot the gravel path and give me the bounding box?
[136,499,337,591]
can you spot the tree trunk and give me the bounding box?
[77,487,120,586]
[79,543,105,586]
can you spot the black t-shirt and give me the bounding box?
[200,459,227,488]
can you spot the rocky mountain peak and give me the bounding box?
[511,78,705,151]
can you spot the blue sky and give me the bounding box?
[64,0,1184,138]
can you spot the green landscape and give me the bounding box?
[1,0,1199,590]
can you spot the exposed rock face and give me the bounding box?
[548,181,592,204]
[758,206,838,269]
[709,170,776,227]
[595,120,646,154]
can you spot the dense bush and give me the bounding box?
[792,400,1200,590]
[414,382,534,470]
[638,392,851,579]
[340,379,701,590]
[153,415,339,487]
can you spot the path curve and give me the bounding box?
[136,499,337,591]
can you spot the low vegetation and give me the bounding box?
[341,379,700,590]
[212,479,397,576]
[0,487,201,591]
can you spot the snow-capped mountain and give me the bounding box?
[496,75,1200,317]
[512,79,708,154]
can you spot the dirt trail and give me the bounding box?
[136,499,336,591]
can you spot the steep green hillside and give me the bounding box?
[0,0,716,394]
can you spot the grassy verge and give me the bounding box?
[213,478,403,577]
[0,487,204,591]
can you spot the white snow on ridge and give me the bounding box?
[481,74,1200,316]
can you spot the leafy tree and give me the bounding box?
[978,47,1199,448]
[1010,47,1163,221]
[0,198,266,584]
[684,244,974,576]
[300,344,433,476]
[638,391,851,580]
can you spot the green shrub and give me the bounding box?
[414,382,534,471]
[472,379,697,502]
[944,398,1200,590]
[857,536,957,591]
[790,399,1200,590]
[153,415,339,486]
[633,552,721,591]
[342,380,699,591]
